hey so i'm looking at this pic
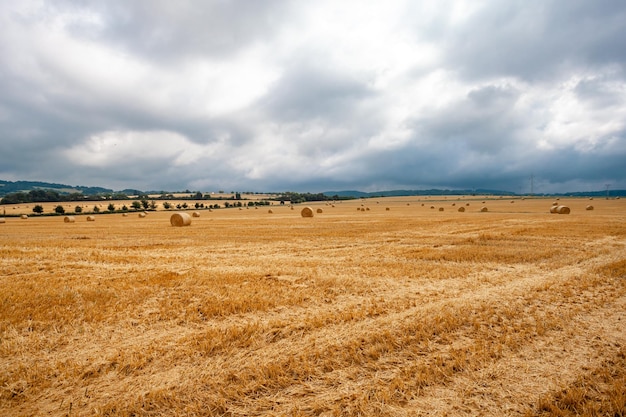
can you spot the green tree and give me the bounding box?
[75,206,83,213]
[162,201,172,209]
[93,206,100,213]
[141,199,149,210]
[32,205,44,214]
[107,203,116,212]
[54,205,65,214]
[131,201,142,210]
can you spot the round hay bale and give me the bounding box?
[452,203,456,206]
[300,207,314,217]
[430,206,435,209]
[438,207,444,211]
[86,216,96,221]
[192,211,200,217]
[386,207,390,211]
[268,209,273,214]
[122,213,128,217]
[458,206,465,212]
[360,207,366,212]
[0,218,5,224]
[589,197,593,200]
[480,207,488,212]
[316,208,323,213]
[170,212,192,227]
[466,203,470,206]
[64,216,75,223]
[138,212,146,218]
[21,214,28,219]
[556,205,570,214]
[366,207,370,211]
[510,200,515,203]
[552,202,558,206]
[586,205,594,210]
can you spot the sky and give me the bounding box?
[1,1,625,194]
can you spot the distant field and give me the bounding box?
[1,196,625,416]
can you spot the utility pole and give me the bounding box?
[605,183,611,199]
[529,174,534,197]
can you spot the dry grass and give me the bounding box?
[1,196,625,416]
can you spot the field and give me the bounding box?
[1,196,625,416]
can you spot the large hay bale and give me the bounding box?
[122,213,128,217]
[138,212,146,218]
[438,207,444,211]
[586,205,594,211]
[480,207,488,212]
[21,214,28,219]
[192,211,201,218]
[300,207,314,217]
[550,206,559,214]
[316,208,323,213]
[0,218,5,224]
[64,216,75,223]
[458,206,465,212]
[86,216,96,221]
[170,212,192,227]
[556,205,570,214]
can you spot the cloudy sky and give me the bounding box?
[1,1,625,193]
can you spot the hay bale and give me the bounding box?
[466,203,470,206]
[301,207,314,217]
[556,205,570,214]
[438,207,444,211]
[192,211,200,217]
[138,212,146,218]
[549,206,559,214]
[552,202,558,206]
[458,206,465,212]
[316,208,323,213]
[586,205,594,211]
[268,209,273,214]
[386,207,390,211]
[170,212,192,227]
[21,214,28,219]
[480,207,488,212]
[430,206,435,209]
[0,218,5,224]
[86,216,96,221]
[366,207,370,211]
[122,213,128,217]
[360,207,366,212]
[64,216,75,223]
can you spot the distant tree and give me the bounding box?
[235,192,241,200]
[140,199,149,209]
[54,205,65,214]
[121,205,128,211]
[194,192,203,199]
[131,201,142,210]
[75,206,83,213]
[93,206,100,213]
[32,204,44,214]
[162,201,172,209]
[149,200,157,210]
[107,203,116,212]
[181,202,188,209]
[195,202,201,209]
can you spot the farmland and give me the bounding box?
[1,196,625,416]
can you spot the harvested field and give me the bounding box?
[1,197,625,416]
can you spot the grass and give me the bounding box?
[0,196,625,416]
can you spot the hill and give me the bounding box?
[0,180,113,197]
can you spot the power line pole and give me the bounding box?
[605,183,610,199]
[529,174,534,196]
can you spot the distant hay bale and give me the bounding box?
[430,206,435,209]
[316,208,323,213]
[556,205,570,214]
[438,207,444,211]
[466,203,470,206]
[452,203,456,206]
[138,212,146,218]
[458,206,465,212]
[122,213,128,217]
[86,216,96,221]
[21,214,28,219]
[586,205,594,211]
[480,207,488,212]
[386,207,390,211]
[301,207,314,217]
[552,202,558,206]
[192,211,200,217]
[360,207,365,212]
[510,200,515,203]
[366,207,370,211]
[550,206,559,214]
[589,197,593,200]
[64,216,75,223]
[268,209,273,214]
[170,212,192,227]
[421,203,424,206]
[0,218,5,224]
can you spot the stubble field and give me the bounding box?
[1,196,625,416]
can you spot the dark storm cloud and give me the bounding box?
[1,1,625,193]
